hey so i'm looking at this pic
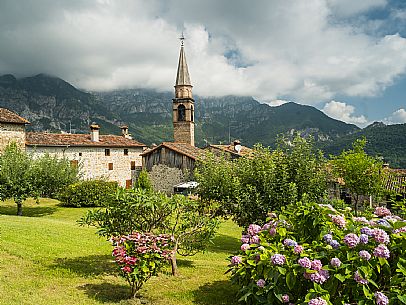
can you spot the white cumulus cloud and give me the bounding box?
[384,108,406,124]
[322,100,369,127]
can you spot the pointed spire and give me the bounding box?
[175,37,191,86]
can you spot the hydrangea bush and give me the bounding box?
[228,202,406,305]
[111,232,174,297]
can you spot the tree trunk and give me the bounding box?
[170,242,178,276]
[17,202,23,216]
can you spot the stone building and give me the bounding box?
[204,140,253,159]
[25,124,146,187]
[0,107,29,151]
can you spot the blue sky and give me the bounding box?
[0,0,405,126]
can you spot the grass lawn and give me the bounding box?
[0,199,241,305]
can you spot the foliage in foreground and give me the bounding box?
[58,180,118,207]
[79,187,220,276]
[228,202,406,305]
[196,136,328,228]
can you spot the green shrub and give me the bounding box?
[228,202,406,304]
[58,180,118,207]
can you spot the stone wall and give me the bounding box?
[0,123,26,152]
[26,145,143,187]
[148,164,186,194]
[173,122,194,146]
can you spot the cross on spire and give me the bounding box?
[179,31,185,46]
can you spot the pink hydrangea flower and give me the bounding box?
[329,214,346,228]
[394,226,406,234]
[121,265,132,273]
[359,250,371,261]
[230,256,242,265]
[248,224,262,236]
[311,259,323,271]
[282,294,290,303]
[330,257,341,267]
[241,234,250,244]
[372,228,390,244]
[375,292,389,305]
[250,235,260,244]
[293,245,304,254]
[298,257,312,268]
[271,254,286,265]
[269,227,277,236]
[256,279,266,288]
[373,244,390,259]
[241,243,250,251]
[374,206,391,217]
[343,233,360,248]
[354,270,368,285]
[308,297,327,305]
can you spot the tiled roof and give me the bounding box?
[207,144,253,157]
[385,169,406,194]
[141,142,205,160]
[0,108,29,124]
[26,132,145,148]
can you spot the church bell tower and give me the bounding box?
[173,35,195,146]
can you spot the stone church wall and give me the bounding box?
[0,123,25,152]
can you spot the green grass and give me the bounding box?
[0,199,241,305]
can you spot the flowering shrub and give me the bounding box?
[228,202,406,304]
[111,232,174,297]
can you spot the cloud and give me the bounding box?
[384,108,406,124]
[322,100,369,126]
[0,0,406,105]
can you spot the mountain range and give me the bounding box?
[0,74,405,167]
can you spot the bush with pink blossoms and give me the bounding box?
[111,232,174,298]
[228,201,406,305]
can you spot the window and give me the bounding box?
[78,152,82,157]
[126,179,132,189]
[124,149,128,156]
[131,161,136,170]
[178,104,186,121]
[70,160,78,168]
[108,163,113,170]
[105,149,110,156]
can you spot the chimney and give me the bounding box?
[90,123,100,142]
[233,139,242,154]
[120,125,131,139]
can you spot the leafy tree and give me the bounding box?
[32,153,80,198]
[331,138,385,214]
[79,187,219,275]
[133,170,152,191]
[195,136,328,228]
[0,142,37,215]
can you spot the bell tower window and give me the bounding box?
[191,105,194,122]
[178,104,186,121]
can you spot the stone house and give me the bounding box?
[0,107,29,151]
[204,140,253,159]
[25,124,146,187]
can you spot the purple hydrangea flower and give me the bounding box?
[372,228,390,244]
[271,254,286,265]
[241,234,250,244]
[256,279,266,288]
[294,245,304,254]
[375,292,389,305]
[298,257,312,268]
[269,227,277,236]
[282,294,290,303]
[308,297,327,305]
[248,224,262,236]
[359,234,369,244]
[309,269,329,284]
[311,259,323,271]
[283,238,298,247]
[241,243,250,251]
[230,256,242,265]
[354,270,368,285]
[375,206,391,217]
[373,244,390,259]
[330,240,340,249]
[394,226,406,234]
[344,233,360,248]
[360,227,373,236]
[377,219,391,228]
[250,235,260,244]
[359,250,371,261]
[330,257,341,267]
[323,234,333,243]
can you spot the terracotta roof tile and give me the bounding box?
[26,132,145,148]
[385,169,406,194]
[141,142,205,160]
[0,107,29,124]
[207,144,253,157]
